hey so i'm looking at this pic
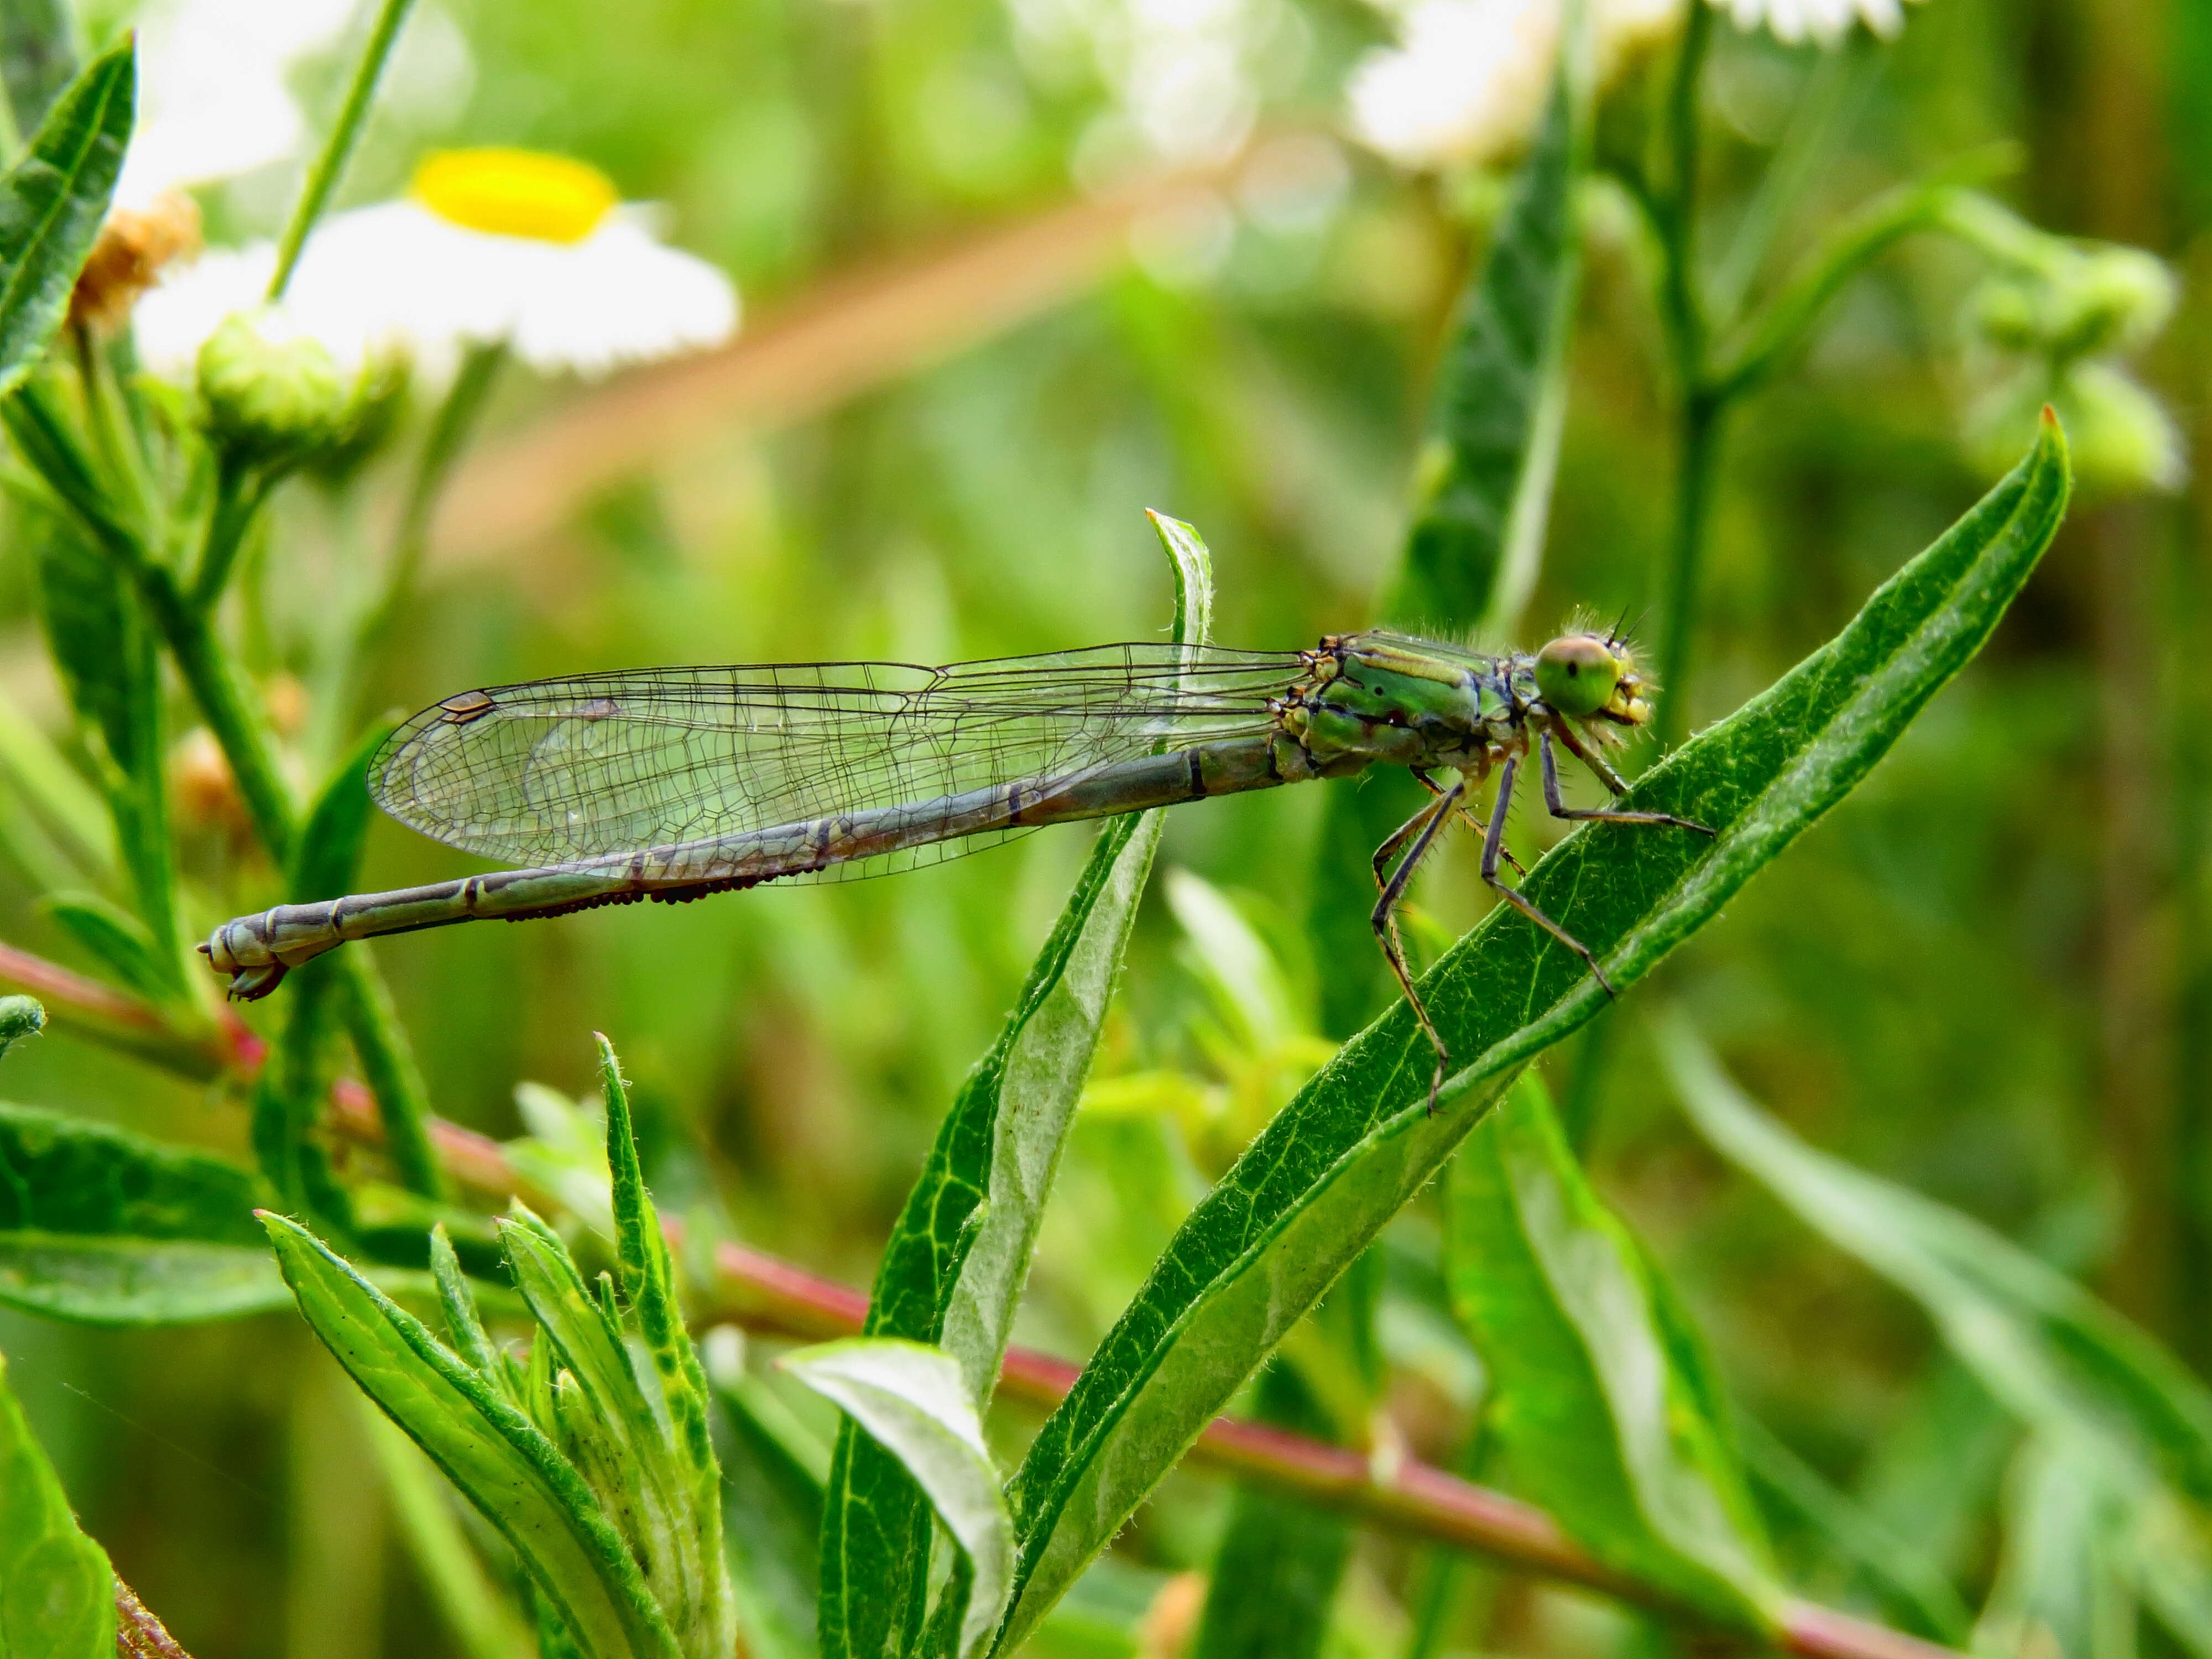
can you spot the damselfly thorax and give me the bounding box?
[202,627,1709,1106]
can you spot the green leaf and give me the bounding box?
[30,514,179,976]
[40,892,168,1002]
[1661,1017,2212,1656]
[1445,1072,1777,1629]
[0,1233,289,1323]
[0,0,74,140]
[364,1399,538,1659]
[0,39,129,394]
[0,995,40,1061]
[499,1209,728,1657]
[785,1338,1013,1659]
[0,1099,284,1323]
[0,1346,113,1658]
[995,416,2070,1646]
[1390,0,1589,635]
[704,1328,827,1659]
[0,1100,265,1243]
[263,1211,683,1659]
[818,512,1208,1659]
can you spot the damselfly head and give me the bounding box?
[1535,630,1652,728]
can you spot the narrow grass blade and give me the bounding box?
[1733,1414,1971,1640]
[0,1347,113,1658]
[995,416,2070,1647]
[0,39,129,393]
[1661,1016,2212,1655]
[40,893,167,1003]
[786,1338,1013,1659]
[1447,1072,1777,1630]
[818,513,1209,1659]
[262,1212,683,1659]
[1974,1436,2133,1659]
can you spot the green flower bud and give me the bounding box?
[196,309,348,469]
[309,346,414,487]
[1968,246,2176,364]
[1970,361,2181,499]
[2059,360,2184,495]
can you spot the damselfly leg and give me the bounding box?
[1371,774,1465,1113]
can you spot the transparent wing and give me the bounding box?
[371,644,1300,869]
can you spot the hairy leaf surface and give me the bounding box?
[0,39,129,394]
[818,512,1208,1659]
[264,1212,682,1659]
[1447,1072,1776,1628]
[788,1338,1011,1659]
[996,417,2070,1646]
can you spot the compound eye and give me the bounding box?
[1535,635,1620,718]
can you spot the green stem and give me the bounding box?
[337,950,446,1198]
[1652,0,1714,748]
[70,323,157,539]
[267,0,419,301]
[138,562,298,864]
[1656,392,1722,749]
[351,340,504,684]
[190,454,268,610]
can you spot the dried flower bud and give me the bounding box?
[263,673,310,739]
[170,727,251,836]
[196,309,348,468]
[69,190,203,331]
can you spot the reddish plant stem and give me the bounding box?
[322,1095,1960,1659]
[0,937,248,1077]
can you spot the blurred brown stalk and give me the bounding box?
[431,159,1250,567]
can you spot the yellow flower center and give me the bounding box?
[410,149,618,244]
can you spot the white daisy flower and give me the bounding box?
[117,0,363,207]
[1348,0,1682,172]
[133,149,739,382]
[1716,0,1916,46]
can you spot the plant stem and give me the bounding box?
[191,455,269,610]
[346,340,505,713]
[1656,389,1722,748]
[267,0,419,301]
[337,949,445,1197]
[1651,0,1714,749]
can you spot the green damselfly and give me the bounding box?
[202,626,1711,1099]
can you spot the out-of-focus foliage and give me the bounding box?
[0,0,2206,1648]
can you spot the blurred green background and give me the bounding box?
[2,0,2209,1649]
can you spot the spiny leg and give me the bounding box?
[1370,779,1464,1113]
[1542,726,1715,834]
[1481,756,1616,997]
[1408,766,1524,875]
